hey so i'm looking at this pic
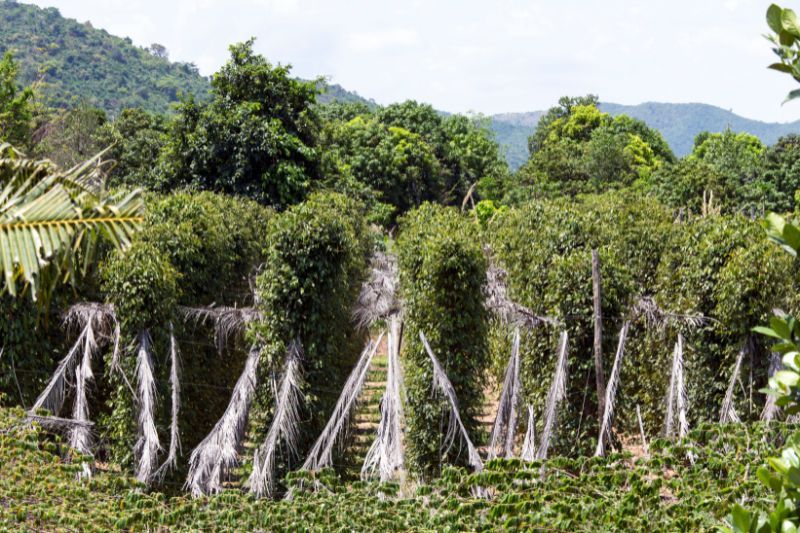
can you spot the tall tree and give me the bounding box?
[0,52,34,148]
[161,39,321,209]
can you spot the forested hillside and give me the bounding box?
[0,1,210,114]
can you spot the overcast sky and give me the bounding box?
[22,0,800,123]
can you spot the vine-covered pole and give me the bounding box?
[592,249,605,422]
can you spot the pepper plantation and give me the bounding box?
[6,4,800,530]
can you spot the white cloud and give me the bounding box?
[345,29,419,53]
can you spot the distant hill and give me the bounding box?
[0,1,211,114]
[491,102,800,170]
[0,2,373,116]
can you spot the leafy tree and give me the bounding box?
[320,100,508,221]
[161,39,320,209]
[0,52,33,147]
[760,134,800,213]
[688,129,768,214]
[32,102,107,168]
[527,94,600,155]
[514,98,672,198]
[95,108,168,189]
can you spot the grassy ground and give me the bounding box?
[0,404,787,531]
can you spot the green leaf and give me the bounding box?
[785,88,800,104]
[769,62,794,73]
[731,505,751,532]
[783,9,800,37]
[753,326,784,340]
[769,4,785,33]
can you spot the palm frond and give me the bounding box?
[354,252,400,329]
[488,328,521,459]
[180,304,261,354]
[520,404,537,462]
[595,322,630,457]
[419,331,483,473]
[303,334,383,471]
[186,343,261,497]
[720,344,747,424]
[362,315,406,482]
[68,321,96,455]
[249,340,304,498]
[664,334,689,438]
[537,331,569,461]
[134,330,161,485]
[155,323,182,481]
[485,262,553,329]
[0,145,143,300]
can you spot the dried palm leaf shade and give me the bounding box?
[488,328,521,460]
[664,334,689,439]
[134,330,161,485]
[28,303,119,454]
[181,304,261,354]
[484,263,552,329]
[419,331,483,474]
[186,343,261,497]
[303,334,383,472]
[249,340,304,498]
[353,252,400,329]
[595,322,630,457]
[362,315,406,482]
[537,332,569,461]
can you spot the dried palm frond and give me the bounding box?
[664,334,689,438]
[488,328,521,459]
[636,405,649,457]
[485,263,553,330]
[520,405,537,462]
[181,305,261,354]
[354,252,400,329]
[30,303,116,416]
[630,297,706,330]
[134,330,161,485]
[720,344,747,424]
[29,325,88,416]
[304,334,383,471]
[155,324,182,481]
[186,343,261,497]
[536,332,569,461]
[761,352,782,422]
[69,322,96,455]
[419,331,483,473]
[595,322,630,457]
[362,315,406,482]
[27,414,94,431]
[249,340,304,498]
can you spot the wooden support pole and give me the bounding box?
[592,249,605,422]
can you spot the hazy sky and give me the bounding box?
[22,0,800,122]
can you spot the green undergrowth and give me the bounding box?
[0,405,789,531]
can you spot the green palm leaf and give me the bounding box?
[0,143,144,300]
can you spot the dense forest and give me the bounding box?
[4,1,800,531]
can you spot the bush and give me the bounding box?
[248,192,371,464]
[397,203,489,476]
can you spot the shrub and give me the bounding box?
[248,192,371,462]
[397,203,489,476]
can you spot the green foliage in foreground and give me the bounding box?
[0,404,788,531]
